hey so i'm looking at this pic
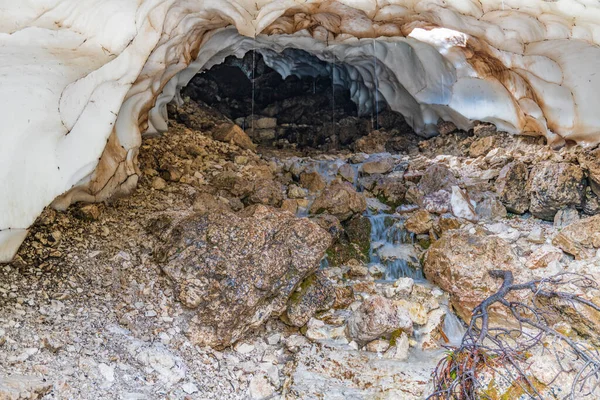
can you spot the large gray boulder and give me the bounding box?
[155,205,331,349]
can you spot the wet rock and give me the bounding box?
[383,333,409,360]
[371,177,407,207]
[281,199,298,214]
[424,230,527,322]
[344,215,372,257]
[0,374,52,400]
[310,214,343,241]
[495,161,529,214]
[450,186,478,222]
[529,162,585,220]
[346,259,369,278]
[405,210,433,235]
[418,164,458,195]
[155,205,331,348]
[287,184,307,199]
[553,215,600,259]
[361,155,395,175]
[469,136,495,158]
[553,207,580,228]
[213,123,256,151]
[423,190,451,214]
[365,339,390,353]
[285,271,336,327]
[346,295,412,343]
[299,171,326,193]
[338,163,357,183]
[310,181,367,221]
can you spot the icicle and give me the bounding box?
[251,38,256,134]
[372,39,380,131]
[331,54,335,135]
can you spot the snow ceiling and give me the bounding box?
[1,0,600,261]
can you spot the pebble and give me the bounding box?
[235,342,255,355]
[182,382,199,394]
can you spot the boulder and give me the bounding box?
[310,181,367,221]
[553,215,600,259]
[469,136,495,158]
[247,179,284,207]
[361,155,395,175]
[299,171,326,193]
[418,164,458,195]
[371,177,407,207]
[213,123,256,151]
[155,205,331,348]
[285,271,336,327]
[577,147,600,196]
[495,161,529,214]
[450,186,478,222]
[583,187,600,215]
[553,207,580,228]
[212,171,254,198]
[347,295,412,343]
[475,193,507,221]
[338,163,357,183]
[529,162,585,220]
[344,215,372,257]
[424,230,528,322]
[423,190,451,214]
[405,210,434,234]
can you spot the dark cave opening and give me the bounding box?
[171,50,418,153]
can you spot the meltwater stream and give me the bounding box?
[292,154,424,280]
[283,153,466,345]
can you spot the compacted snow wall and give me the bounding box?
[1,0,599,261]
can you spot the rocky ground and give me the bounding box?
[1,91,600,400]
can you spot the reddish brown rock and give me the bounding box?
[213,123,256,151]
[405,210,434,235]
[310,181,367,221]
[424,230,528,322]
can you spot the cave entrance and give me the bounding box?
[169,49,417,153]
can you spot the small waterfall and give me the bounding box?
[287,156,426,280]
[367,213,423,280]
[441,305,466,347]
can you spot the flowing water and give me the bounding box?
[292,156,425,280]
[285,155,467,344]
